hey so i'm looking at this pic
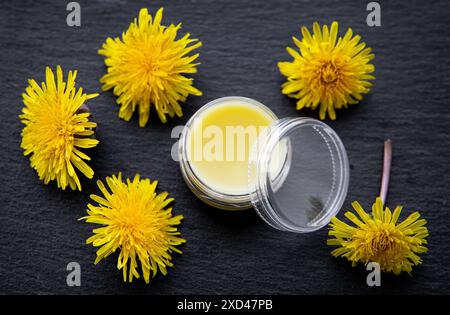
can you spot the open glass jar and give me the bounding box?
[179,96,349,233]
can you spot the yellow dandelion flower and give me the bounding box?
[278,22,375,120]
[82,173,185,283]
[99,7,202,127]
[20,66,99,191]
[327,197,429,275]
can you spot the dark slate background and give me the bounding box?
[1,0,449,295]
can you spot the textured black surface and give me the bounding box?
[1,0,450,294]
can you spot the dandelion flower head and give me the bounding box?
[328,197,428,275]
[99,8,202,126]
[82,173,185,283]
[20,66,99,191]
[278,22,375,120]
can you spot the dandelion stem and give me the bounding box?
[380,139,392,205]
[77,104,90,114]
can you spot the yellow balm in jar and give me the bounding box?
[187,100,276,195]
[179,96,350,232]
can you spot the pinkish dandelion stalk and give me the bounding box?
[380,139,392,205]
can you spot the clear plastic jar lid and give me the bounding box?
[248,117,349,232]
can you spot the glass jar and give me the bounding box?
[179,96,349,233]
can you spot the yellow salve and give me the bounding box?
[187,100,275,195]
